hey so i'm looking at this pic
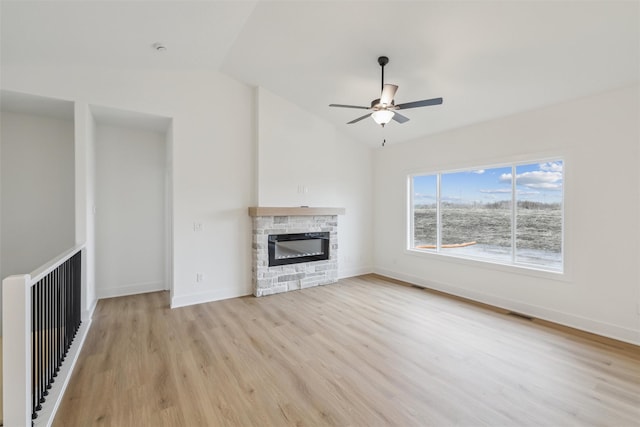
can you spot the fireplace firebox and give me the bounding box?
[268,232,330,267]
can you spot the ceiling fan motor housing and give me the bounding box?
[370,98,394,110]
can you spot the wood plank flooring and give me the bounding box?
[53,275,640,426]
[1,336,3,425]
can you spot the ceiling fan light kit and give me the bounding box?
[329,56,443,129]
[372,109,395,125]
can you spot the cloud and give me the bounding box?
[472,169,485,174]
[517,171,563,189]
[539,162,563,172]
[500,171,562,191]
[480,188,511,194]
[499,173,512,182]
[414,192,435,200]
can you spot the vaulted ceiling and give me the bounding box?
[2,1,638,145]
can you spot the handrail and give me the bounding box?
[29,242,85,285]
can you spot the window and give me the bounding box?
[410,160,563,272]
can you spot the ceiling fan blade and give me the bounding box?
[329,103,370,110]
[380,84,398,106]
[347,113,372,124]
[396,97,443,110]
[392,112,410,124]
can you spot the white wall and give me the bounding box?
[165,121,174,303]
[0,111,75,277]
[94,123,167,298]
[373,85,640,345]
[1,68,636,345]
[84,107,97,314]
[0,110,2,330]
[74,102,97,318]
[257,87,373,277]
[1,65,374,309]
[2,64,637,345]
[1,65,257,309]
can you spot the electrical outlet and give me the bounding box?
[193,222,203,232]
[196,273,204,283]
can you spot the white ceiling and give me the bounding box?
[1,1,638,146]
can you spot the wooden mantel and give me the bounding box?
[248,207,345,217]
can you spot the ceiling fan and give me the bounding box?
[329,56,443,127]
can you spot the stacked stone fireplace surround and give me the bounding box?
[250,208,343,297]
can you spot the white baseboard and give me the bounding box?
[171,287,252,309]
[82,299,97,322]
[96,281,165,300]
[374,267,640,346]
[339,265,373,279]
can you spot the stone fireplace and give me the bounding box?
[249,207,345,297]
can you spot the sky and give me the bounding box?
[413,161,563,205]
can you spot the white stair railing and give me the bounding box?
[3,244,89,427]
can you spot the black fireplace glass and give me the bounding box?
[268,232,330,267]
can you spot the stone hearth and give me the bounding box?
[249,207,344,297]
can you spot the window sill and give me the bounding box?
[405,248,569,282]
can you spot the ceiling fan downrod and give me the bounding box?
[378,56,389,92]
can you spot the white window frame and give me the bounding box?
[407,159,565,275]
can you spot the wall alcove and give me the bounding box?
[89,105,173,299]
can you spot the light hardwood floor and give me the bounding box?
[53,275,640,426]
[1,336,3,425]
